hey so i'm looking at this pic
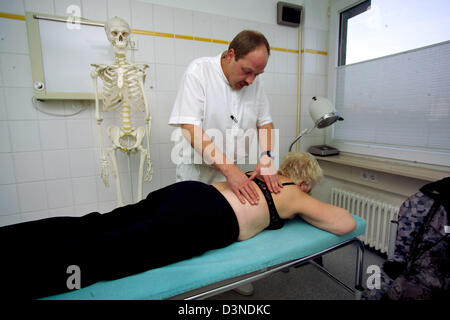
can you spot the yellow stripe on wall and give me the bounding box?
[212,39,230,45]
[270,46,300,54]
[302,49,328,56]
[0,12,26,21]
[193,36,212,42]
[131,29,175,38]
[175,34,194,40]
[0,12,328,56]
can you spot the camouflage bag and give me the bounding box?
[363,177,450,300]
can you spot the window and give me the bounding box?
[338,0,371,66]
[330,0,450,166]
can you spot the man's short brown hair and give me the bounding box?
[228,30,270,61]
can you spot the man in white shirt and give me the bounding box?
[169,30,282,206]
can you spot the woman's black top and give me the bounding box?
[245,172,296,230]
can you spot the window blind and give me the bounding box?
[333,40,450,166]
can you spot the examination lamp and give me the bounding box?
[288,96,344,153]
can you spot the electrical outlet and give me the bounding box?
[360,170,378,183]
[367,172,378,183]
[130,38,139,50]
[360,170,369,181]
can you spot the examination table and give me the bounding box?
[42,215,366,300]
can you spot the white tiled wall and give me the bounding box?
[298,0,331,151]
[0,0,331,226]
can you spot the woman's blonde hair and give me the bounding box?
[278,152,323,189]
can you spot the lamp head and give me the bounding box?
[309,96,344,129]
[288,96,343,152]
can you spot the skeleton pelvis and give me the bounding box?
[107,126,146,152]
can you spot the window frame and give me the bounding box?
[337,0,371,66]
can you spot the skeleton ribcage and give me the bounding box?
[100,65,146,113]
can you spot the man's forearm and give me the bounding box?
[257,122,275,154]
[179,124,259,204]
[180,124,234,174]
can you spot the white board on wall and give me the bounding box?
[39,19,112,94]
[26,12,114,100]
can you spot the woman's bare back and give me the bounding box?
[212,174,301,240]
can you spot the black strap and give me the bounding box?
[245,171,296,187]
[244,171,286,230]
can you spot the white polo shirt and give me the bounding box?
[168,54,273,183]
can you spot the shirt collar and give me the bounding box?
[215,53,230,86]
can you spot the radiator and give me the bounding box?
[331,188,399,254]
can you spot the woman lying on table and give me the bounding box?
[0,152,356,299]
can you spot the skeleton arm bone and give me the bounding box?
[90,68,103,123]
[137,69,153,182]
[136,69,150,122]
[91,67,110,187]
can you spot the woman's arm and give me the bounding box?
[295,192,356,236]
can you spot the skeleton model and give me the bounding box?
[91,16,153,206]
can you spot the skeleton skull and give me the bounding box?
[104,16,131,56]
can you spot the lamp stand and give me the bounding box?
[288,126,315,152]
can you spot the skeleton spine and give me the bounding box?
[121,103,132,134]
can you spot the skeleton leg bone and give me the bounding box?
[108,147,124,207]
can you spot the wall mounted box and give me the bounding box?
[277,2,303,27]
